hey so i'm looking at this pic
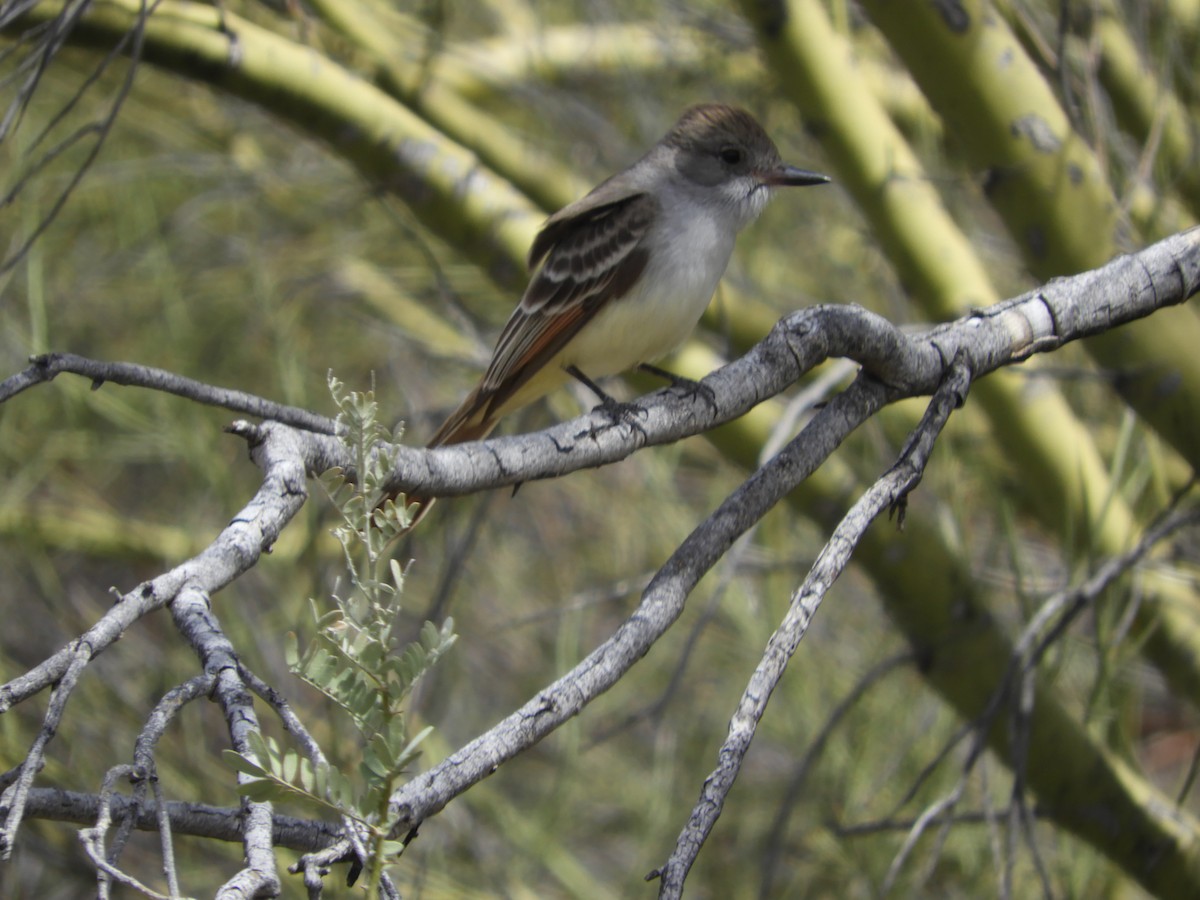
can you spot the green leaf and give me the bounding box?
[362,741,391,779]
[359,640,385,671]
[314,761,328,799]
[284,632,301,668]
[282,750,299,784]
[393,725,434,772]
[239,778,287,804]
[244,732,274,768]
[385,716,408,756]
[420,621,439,650]
[379,839,408,859]
[330,767,357,809]
[222,750,268,778]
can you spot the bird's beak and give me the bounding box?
[757,165,831,187]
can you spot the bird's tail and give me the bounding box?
[425,386,497,449]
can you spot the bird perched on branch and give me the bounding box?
[389,103,830,525]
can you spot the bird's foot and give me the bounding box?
[566,364,648,439]
[578,395,648,440]
[638,363,717,413]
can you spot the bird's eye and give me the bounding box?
[719,146,743,165]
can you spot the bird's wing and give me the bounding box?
[476,191,658,413]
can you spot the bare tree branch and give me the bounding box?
[653,353,973,897]
[0,0,151,274]
[0,421,308,711]
[757,650,917,899]
[0,230,1196,891]
[114,674,215,891]
[80,764,177,900]
[169,585,280,897]
[376,227,1200,500]
[21,787,341,851]
[0,353,339,434]
[834,489,1200,896]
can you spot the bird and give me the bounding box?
[390,103,829,523]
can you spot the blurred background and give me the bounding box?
[1,1,1199,897]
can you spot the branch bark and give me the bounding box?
[1,230,1197,893]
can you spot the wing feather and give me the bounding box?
[477,192,657,411]
[426,190,657,447]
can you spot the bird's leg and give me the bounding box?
[566,365,647,438]
[638,363,717,413]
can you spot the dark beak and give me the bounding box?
[758,165,831,187]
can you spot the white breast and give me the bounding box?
[560,199,737,378]
[489,175,765,419]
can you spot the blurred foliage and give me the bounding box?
[1,0,1198,897]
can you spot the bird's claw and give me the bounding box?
[639,364,718,414]
[577,397,648,440]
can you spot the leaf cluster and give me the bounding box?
[228,376,456,882]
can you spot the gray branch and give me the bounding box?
[0,352,339,434]
[653,354,974,896]
[373,226,1200,499]
[378,228,1198,825]
[0,228,1196,892]
[20,787,341,851]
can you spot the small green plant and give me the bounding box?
[226,374,456,896]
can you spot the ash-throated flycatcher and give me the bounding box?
[398,104,828,516]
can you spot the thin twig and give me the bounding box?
[757,651,915,899]
[109,675,214,887]
[79,764,182,900]
[0,352,338,433]
[169,585,280,897]
[653,354,973,897]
